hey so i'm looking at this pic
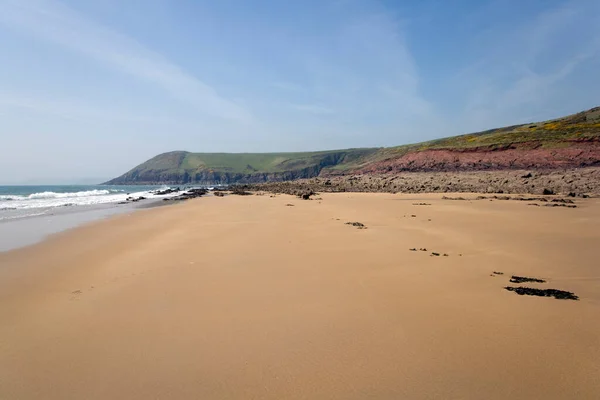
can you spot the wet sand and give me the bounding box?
[1,193,599,399]
[0,199,171,252]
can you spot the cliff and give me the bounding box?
[105,106,600,185]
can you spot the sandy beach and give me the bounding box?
[1,192,599,399]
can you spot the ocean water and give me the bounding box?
[0,184,211,251]
[0,185,180,219]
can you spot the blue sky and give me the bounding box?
[0,0,598,183]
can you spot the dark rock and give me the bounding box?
[521,172,533,178]
[154,187,180,196]
[542,188,554,195]
[164,188,209,201]
[298,190,315,200]
[230,187,252,196]
[188,189,209,195]
[492,271,504,275]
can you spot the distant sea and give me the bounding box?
[0,185,177,219]
[0,184,200,251]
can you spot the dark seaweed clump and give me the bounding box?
[510,275,546,284]
[504,286,579,300]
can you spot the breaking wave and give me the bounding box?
[0,186,180,211]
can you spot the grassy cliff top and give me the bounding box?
[128,148,379,176]
[106,106,600,184]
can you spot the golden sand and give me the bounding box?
[1,193,599,399]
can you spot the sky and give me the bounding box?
[0,0,599,183]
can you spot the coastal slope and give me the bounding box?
[106,106,600,185]
[104,149,379,185]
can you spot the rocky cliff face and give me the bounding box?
[346,140,600,175]
[105,151,350,185]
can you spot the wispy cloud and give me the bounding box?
[286,9,433,130]
[0,92,171,123]
[459,0,600,129]
[0,0,251,121]
[290,103,335,115]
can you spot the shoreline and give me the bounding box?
[105,167,600,196]
[0,185,211,252]
[1,192,599,398]
[0,188,588,253]
[0,198,174,252]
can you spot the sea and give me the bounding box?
[0,185,180,218]
[0,184,201,252]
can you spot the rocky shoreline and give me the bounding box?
[110,167,600,206]
[238,167,600,197]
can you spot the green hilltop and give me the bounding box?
[106,149,380,184]
[105,106,600,185]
